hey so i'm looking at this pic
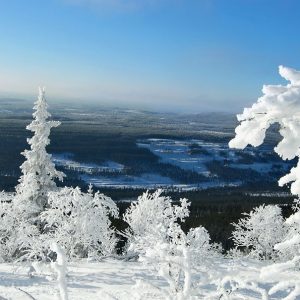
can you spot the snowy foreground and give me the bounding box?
[0,258,292,300]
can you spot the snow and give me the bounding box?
[246,192,291,197]
[81,173,175,188]
[137,139,218,175]
[137,138,287,177]
[52,153,124,174]
[0,260,165,300]
[0,258,292,299]
[81,173,241,190]
[228,162,273,172]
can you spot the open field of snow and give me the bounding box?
[137,138,288,176]
[80,173,241,190]
[0,258,291,300]
[49,138,290,190]
[52,153,124,174]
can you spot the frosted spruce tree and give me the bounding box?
[16,87,65,214]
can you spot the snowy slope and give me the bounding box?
[0,258,291,299]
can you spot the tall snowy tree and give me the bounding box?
[230,65,300,299]
[15,87,65,214]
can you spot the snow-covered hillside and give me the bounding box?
[0,258,292,300]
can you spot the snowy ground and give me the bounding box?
[0,258,290,299]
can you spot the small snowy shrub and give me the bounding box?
[124,189,217,299]
[41,186,119,260]
[275,200,300,260]
[123,189,190,255]
[0,192,43,261]
[231,204,286,260]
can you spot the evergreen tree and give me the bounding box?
[16,87,65,214]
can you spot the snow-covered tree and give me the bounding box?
[123,190,217,299]
[0,88,67,261]
[231,205,286,260]
[41,187,119,260]
[16,87,65,215]
[229,65,300,197]
[230,65,300,299]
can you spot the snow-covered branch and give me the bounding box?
[229,66,300,196]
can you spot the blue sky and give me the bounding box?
[0,0,299,112]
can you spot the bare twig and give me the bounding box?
[14,287,37,300]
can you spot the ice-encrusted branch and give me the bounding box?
[218,276,269,300]
[229,65,300,196]
[51,242,68,300]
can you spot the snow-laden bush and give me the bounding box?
[267,216,300,300]
[41,186,119,260]
[0,192,40,261]
[274,200,300,260]
[0,187,120,262]
[231,204,286,260]
[124,189,218,299]
[123,189,190,255]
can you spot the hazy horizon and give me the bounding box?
[1,1,300,112]
[0,93,245,115]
